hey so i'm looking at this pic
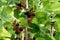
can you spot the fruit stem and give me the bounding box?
[22,29,24,40]
[25,0,29,40]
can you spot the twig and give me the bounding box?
[26,0,29,9]
[25,0,29,40]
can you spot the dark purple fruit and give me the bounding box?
[53,32,56,36]
[13,26,17,31]
[25,12,35,18]
[19,27,24,31]
[13,23,19,31]
[16,2,26,8]
[5,27,7,30]
[53,30,56,36]
[33,37,36,40]
[25,11,30,17]
[27,18,32,24]
[17,3,21,7]
[15,37,21,40]
[31,13,35,16]
[15,29,20,34]
[50,16,53,18]
[28,38,33,40]
[51,22,55,26]
[13,20,16,26]
[21,2,26,8]
[16,23,19,26]
[17,7,21,10]
[16,2,21,7]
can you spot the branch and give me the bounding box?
[26,0,29,9]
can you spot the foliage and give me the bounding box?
[0,0,60,40]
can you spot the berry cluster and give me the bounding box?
[24,8,35,24]
[16,2,26,10]
[13,20,25,34]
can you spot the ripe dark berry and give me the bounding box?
[51,22,55,26]
[33,37,36,40]
[16,23,19,26]
[17,7,21,10]
[50,16,53,18]
[25,11,30,17]
[16,2,21,7]
[15,37,21,40]
[19,27,24,31]
[30,13,35,18]
[16,2,26,8]
[25,12,35,18]
[27,18,32,24]
[15,29,20,34]
[13,23,19,31]
[31,13,35,16]
[27,14,35,24]
[13,26,17,31]
[5,27,7,30]
[53,32,56,36]
[53,30,56,36]
[51,22,55,24]
[21,2,26,8]
[13,20,16,26]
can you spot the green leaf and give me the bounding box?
[32,18,39,24]
[1,7,9,20]
[29,23,40,33]
[19,17,28,27]
[0,27,11,37]
[14,9,21,19]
